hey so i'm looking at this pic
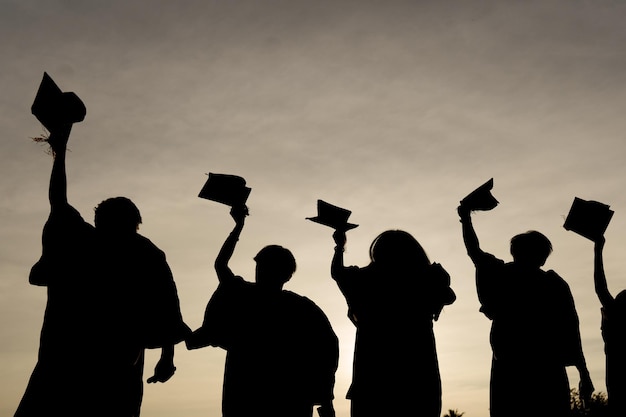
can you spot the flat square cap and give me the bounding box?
[198,173,251,207]
[564,197,613,241]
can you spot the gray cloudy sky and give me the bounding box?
[2,1,626,416]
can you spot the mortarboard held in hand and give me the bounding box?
[564,197,614,241]
[306,199,358,231]
[31,72,86,131]
[460,178,499,211]
[198,173,251,207]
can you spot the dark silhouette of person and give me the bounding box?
[458,204,593,417]
[193,205,339,417]
[331,228,456,417]
[16,123,190,417]
[592,236,626,413]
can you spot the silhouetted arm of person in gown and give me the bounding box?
[593,236,614,308]
[28,125,73,286]
[47,127,71,208]
[330,229,354,318]
[215,205,248,283]
[331,230,347,279]
[330,229,359,331]
[457,205,484,263]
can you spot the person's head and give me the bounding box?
[510,230,552,268]
[369,230,430,271]
[253,245,297,289]
[94,197,142,235]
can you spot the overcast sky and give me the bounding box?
[2,1,626,416]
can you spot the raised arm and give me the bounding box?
[593,236,614,308]
[331,230,347,280]
[214,205,248,283]
[29,125,73,287]
[47,125,72,209]
[458,205,484,263]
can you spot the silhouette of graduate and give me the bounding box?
[564,197,626,413]
[591,235,626,414]
[458,179,593,417]
[16,73,190,417]
[309,200,456,417]
[187,181,339,417]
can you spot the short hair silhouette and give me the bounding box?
[94,197,142,233]
[198,207,339,416]
[369,229,430,269]
[509,230,552,267]
[254,245,297,285]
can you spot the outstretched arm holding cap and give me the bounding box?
[458,204,485,263]
[215,205,249,283]
[29,124,74,287]
[593,236,614,308]
[48,125,72,210]
[331,230,347,280]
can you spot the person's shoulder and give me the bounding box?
[282,289,310,303]
[335,264,363,278]
[352,263,378,279]
[134,234,166,256]
[283,290,325,312]
[135,233,157,247]
[544,269,564,280]
[51,203,90,225]
[541,270,576,300]
[475,251,505,269]
[222,275,251,291]
[47,205,96,243]
[544,269,570,287]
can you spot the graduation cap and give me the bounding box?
[31,72,86,130]
[198,173,251,207]
[564,197,614,241]
[460,178,499,211]
[306,199,358,231]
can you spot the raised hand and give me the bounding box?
[230,205,249,225]
[332,230,347,249]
